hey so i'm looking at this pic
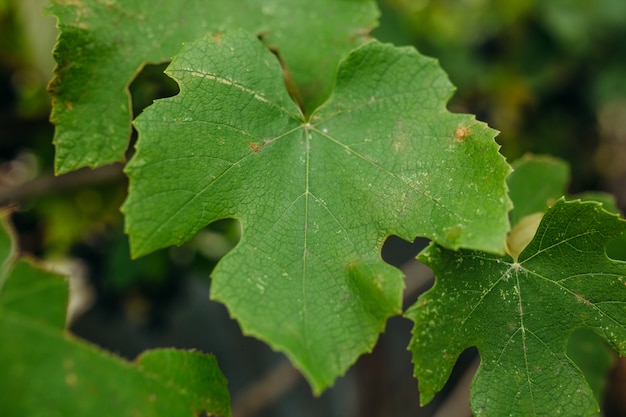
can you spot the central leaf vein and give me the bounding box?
[301,122,311,351]
[515,275,538,414]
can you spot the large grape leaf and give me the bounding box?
[46,0,377,174]
[407,199,626,416]
[122,31,511,392]
[0,213,231,417]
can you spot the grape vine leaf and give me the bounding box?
[407,199,626,416]
[122,31,512,392]
[46,0,378,174]
[506,155,618,406]
[0,213,231,417]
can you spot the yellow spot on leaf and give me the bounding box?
[65,373,78,386]
[505,212,543,262]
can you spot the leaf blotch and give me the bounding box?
[455,125,470,142]
[248,142,261,153]
[212,32,223,44]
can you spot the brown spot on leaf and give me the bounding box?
[455,125,470,142]
[65,101,73,110]
[248,142,261,153]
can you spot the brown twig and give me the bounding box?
[0,163,125,205]
[231,359,303,417]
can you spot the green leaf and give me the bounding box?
[507,154,570,226]
[407,199,626,416]
[46,0,378,173]
[123,31,511,392]
[507,155,620,403]
[0,213,231,417]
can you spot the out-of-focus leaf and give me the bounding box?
[507,154,570,226]
[0,212,231,417]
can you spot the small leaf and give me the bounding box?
[46,0,378,173]
[0,213,231,417]
[123,31,511,392]
[507,154,570,226]
[407,199,626,416]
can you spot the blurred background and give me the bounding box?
[1,0,626,415]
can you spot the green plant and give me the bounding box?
[1,0,625,416]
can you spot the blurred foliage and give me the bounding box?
[0,0,55,118]
[103,218,240,294]
[568,328,616,406]
[31,185,125,257]
[0,0,28,69]
[374,0,626,197]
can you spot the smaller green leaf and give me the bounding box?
[0,213,231,417]
[407,199,626,416]
[507,154,570,226]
